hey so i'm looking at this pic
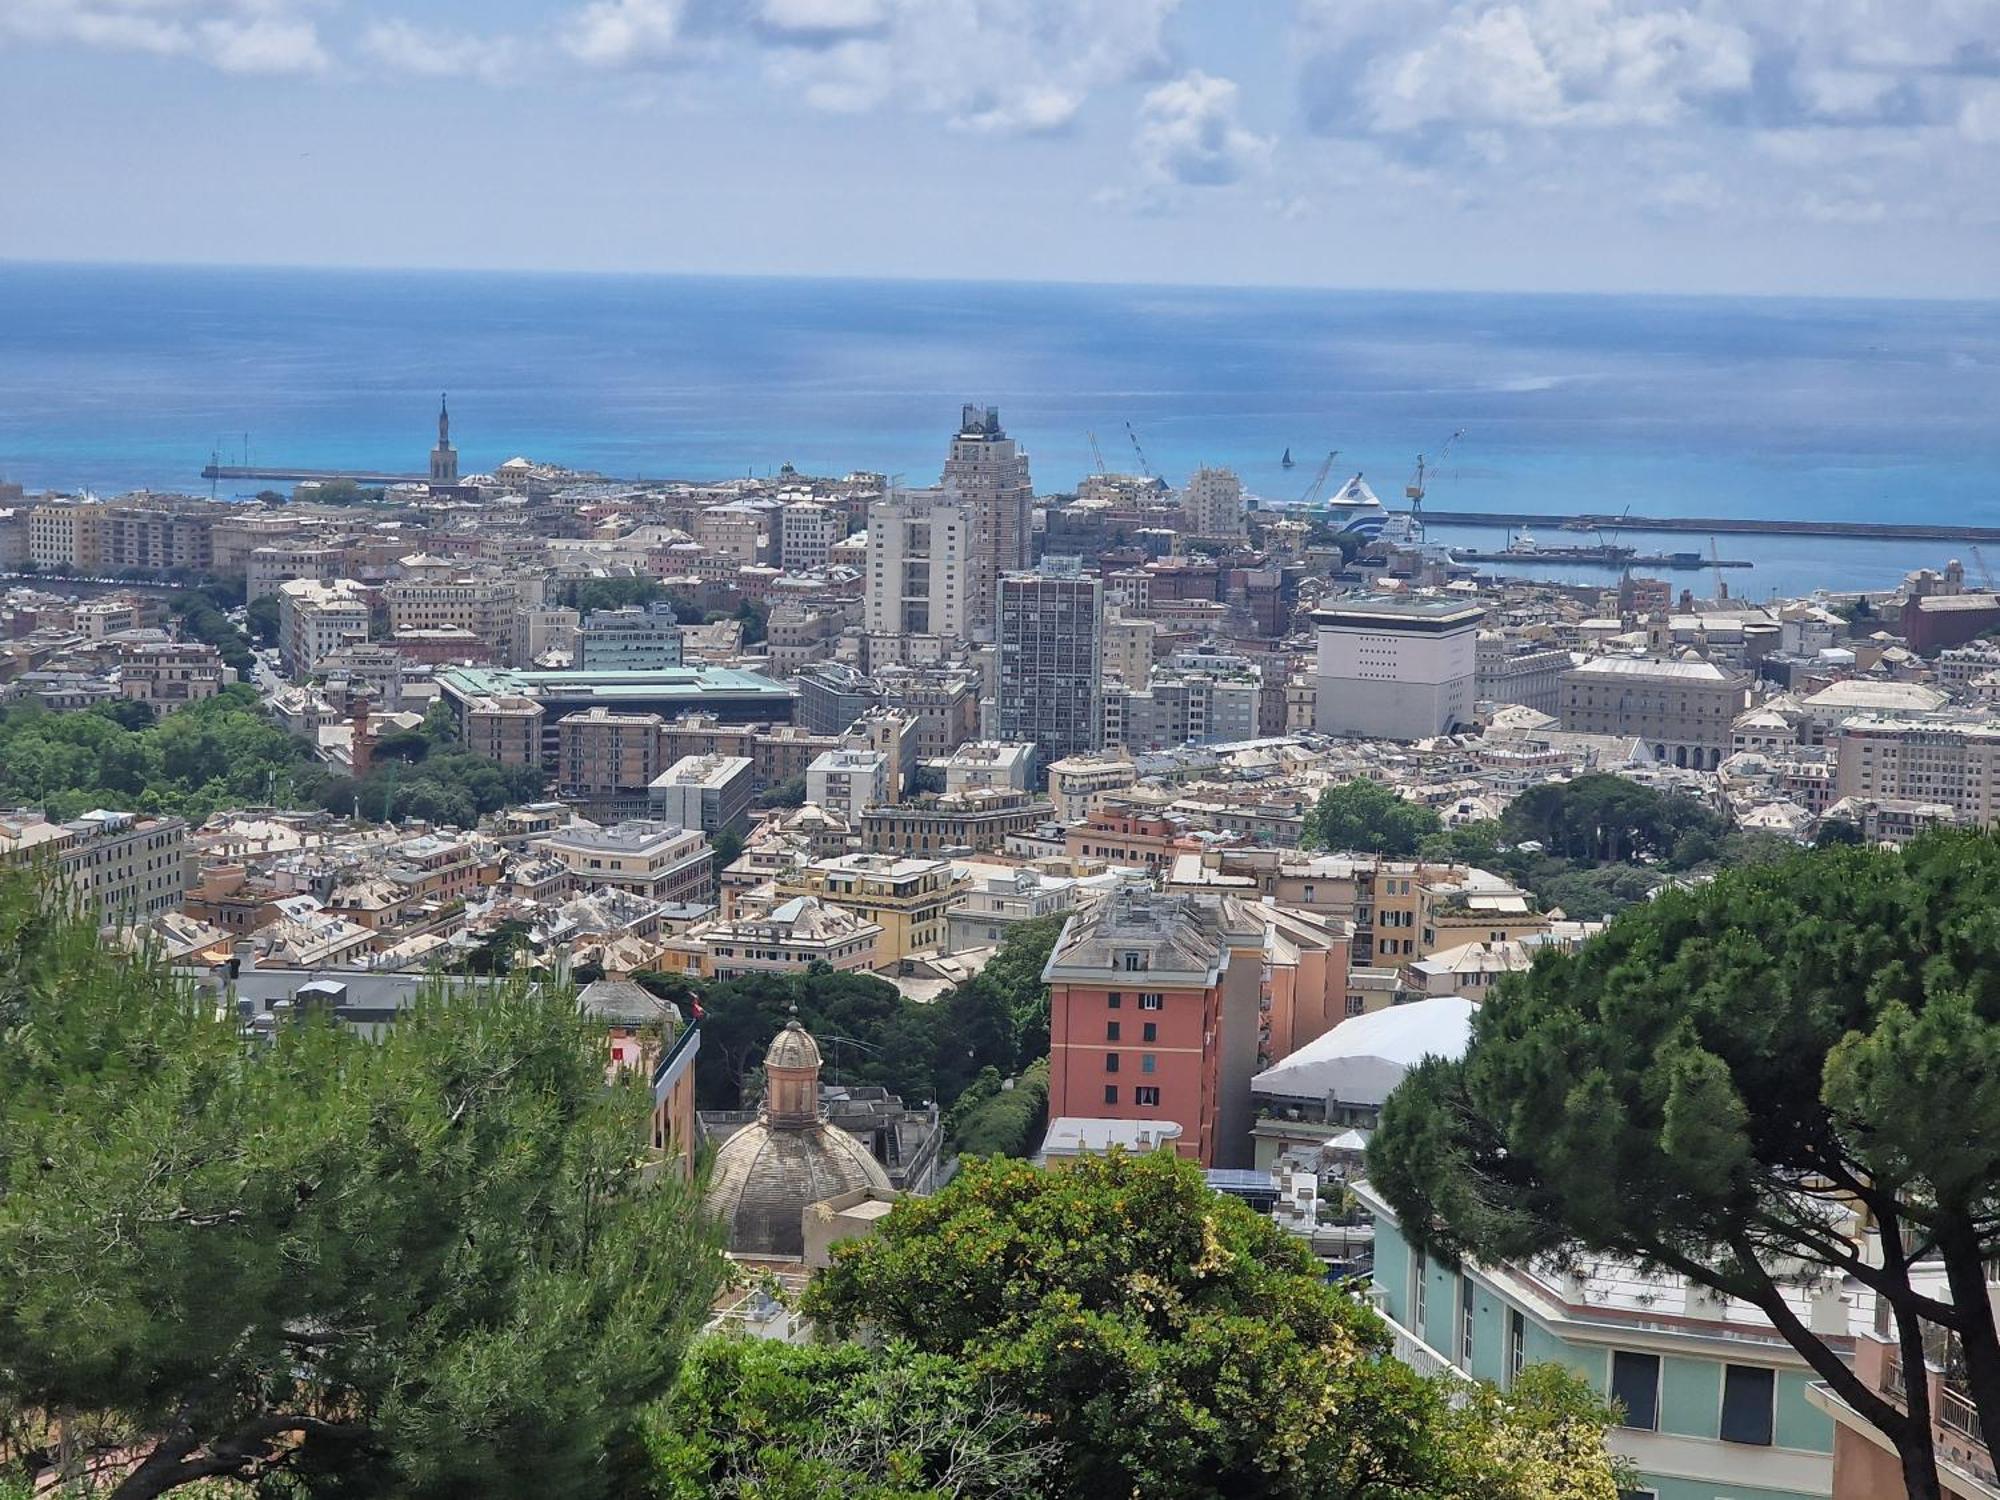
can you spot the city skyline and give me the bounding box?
[3,1,1999,299]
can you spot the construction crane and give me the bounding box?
[1087,432,1108,474]
[1972,544,1996,591]
[1403,428,1465,539]
[1711,536,1729,602]
[1298,449,1338,506]
[1124,422,1153,479]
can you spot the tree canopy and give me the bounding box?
[804,1150,1624,1500]
[1368,829,2000,1499]
[0,867,721,1500]
[1300,778,1441,857]
[0,687,316,823]
[1498,772,1726,865]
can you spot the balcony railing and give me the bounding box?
[1943,1387,1985,1447]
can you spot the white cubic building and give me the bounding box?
[1312,594,1485,742]
[806,748,890,823]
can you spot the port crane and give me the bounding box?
[1971,544,1996,591]
[1124,422,1153,479]
[1087,432,1108,474]
[1298,449,1339,505]
[1711,536,1729,601]
[1403,428,1464,539]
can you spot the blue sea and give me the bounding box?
[3,262,1999,598]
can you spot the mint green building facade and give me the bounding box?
[1359,1182,1838,1500]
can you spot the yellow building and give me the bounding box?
[774,853,963,965]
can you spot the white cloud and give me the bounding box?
[0,0,328,74]
[1133,70,1272,187]
[561,0,694,68]
[361,19,520,83]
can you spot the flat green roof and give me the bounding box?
[438,666,794,699]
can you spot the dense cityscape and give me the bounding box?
[3,392,2000,1496]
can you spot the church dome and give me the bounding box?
[704,1118,891,1258]
[701,1013,892,1258]
[764,1018,821,1072]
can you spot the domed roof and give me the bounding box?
[703,1118,891,1257]
[764,1018,822,1071]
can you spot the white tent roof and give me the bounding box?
[1251,996,1478,1108]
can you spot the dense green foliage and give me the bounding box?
[653,916,1063,1115]
[557,578,705,622]
[0,868,722,1500]
[1498,772,1727,864]
[1300,778,1440,857]
[946,1057,1051,1158]
[245,592,281,647]
[755,773,807,809]
[1369,830,2000,1498]
[647,1339,1058,1499]
[313,748,548,826]
[651,917,1061,1114]
[167,585,258,676]
[0,686,315,822]
[805,1151,1624,1500]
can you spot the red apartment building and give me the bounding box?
[1041,886,1265,1168]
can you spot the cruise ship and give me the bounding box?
[1324,475,1391,538]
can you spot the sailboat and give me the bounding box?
[1280,447,1294,469]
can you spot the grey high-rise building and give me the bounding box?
[942,405,1033,641]
[996,557,1103,767]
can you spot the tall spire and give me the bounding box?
[438,392,450,445]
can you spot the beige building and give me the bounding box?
[0,808,188,924]
[1833,714,2000,826]
[1046,753,1140,822]
[775,853,963,964]
[660,894,880,979]
[120,642,224,710]
[535,820,714,906]
[1181,466,1246,538]
[864,489,970,643]
[277,578,371,677]
[1559,654,1752,770]
[28,502,102,571]
[940,405,1033,641]
[383,576,520,661]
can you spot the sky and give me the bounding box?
[2,0,1998,298]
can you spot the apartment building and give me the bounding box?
[946,868,1078,955]
[1104,658,1261,753]
[577,603,683,671]
[248,545,346,603]
[806,748,889,822]
[876,665,982,759]
[774,853,962,964]
[1042,886,1265,1169]
[1475,633,1572,715]
[1313,594,1487,741]
[647,754,755,836]
[120,642,224,710]
[1045,753,1140,822]
[661,895,881,980]
[28,502,102,571]
[277,578,370,677]
[383,576,519,662]
[535,820,714,906]
[556,707,667,817]
[778,500,838,573]
[940,404,1034,640]
[864,488,970,644]
[0,808,188,924]
[460,694,545,767]
[1363,1180,1838,1500]
[941,740,1035,793]
[1560,655,1753,770]
[1181,466,1247,539]
[859,786,1054,855]
[1833,713,2000,825]
[995,558,1104,765]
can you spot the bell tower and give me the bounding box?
[429,392,458,485]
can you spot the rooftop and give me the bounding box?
[438,665,793,703]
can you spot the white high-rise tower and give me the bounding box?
[942,404,1032,641]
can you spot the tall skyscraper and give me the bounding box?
[864,490,970,647]
[942,404,1033,641]
[996,557,1103,766]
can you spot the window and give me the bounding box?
[1459,1275,1475,1366]
[1105,1053,1120,1073]
[1346,995,1366,1016]
[1107,991,1122,1008]
[1507,1309,1526,1388]
[1142,1021,1157,1042]
[1135,1086,1160,1106]
[1720,1365,1775,1446]
[1413,1248,1428,1329]
[1610,1351,1660,1431]
[1140,993,1163,1010]
[1103,1084,1118,1105]
[1106,1021,1121,1041]
[1141,1054,1156,1074]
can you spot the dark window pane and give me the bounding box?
[1610,1351,1659,1431]
[1720,1365,1774,1445]
[1103,1084,1118,1105]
